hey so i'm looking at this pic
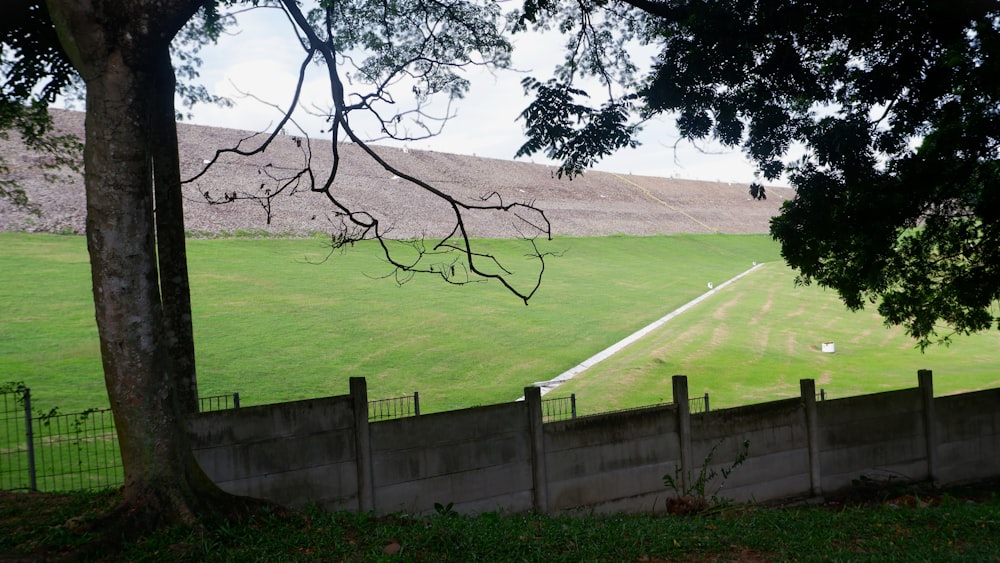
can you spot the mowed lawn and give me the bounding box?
[2,232,997,416]
[554,261,1000,414]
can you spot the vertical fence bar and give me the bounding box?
[23,388,37,491]
[413,391,420,416]
[233,392,240,409]
[570,394,576,419]
[704,393,710,413]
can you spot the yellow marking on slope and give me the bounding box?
[611,173,718,233]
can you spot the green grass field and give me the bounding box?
[556,260,1000,414]
[2,232,998,417]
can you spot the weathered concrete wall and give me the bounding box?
[543,405,679,513]
[936,387,1000,483]
[692,398,810,503]
[187,372,1000,515]
[816,388,927,492]
[370,402,534,514]
[187,395,359,511]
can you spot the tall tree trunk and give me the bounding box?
[151,47,199,415]
[45,0,228,527]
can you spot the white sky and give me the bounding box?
[183,6,774,185]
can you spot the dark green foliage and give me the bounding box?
[515,0,1000,347]
[0,1,75,106]
[0,1,231,209]
[516,77,639,178]
[0,2,82,210]
[4,485,1000,561]
[433,501,457,516]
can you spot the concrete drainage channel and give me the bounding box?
[519,262,766,400]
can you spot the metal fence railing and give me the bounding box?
[1,384,239,493]
[541,394,576,422]
[27,407,121,493]
[200,392,241,412]
[688,393,710,414]
[546,393,712,422]
[1,383,35,491]
[368,392,420,422]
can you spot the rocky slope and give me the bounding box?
[0,109,789,238]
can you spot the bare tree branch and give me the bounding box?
[188,0,553,303]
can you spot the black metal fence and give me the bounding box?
[561,392,713,421]
[200,392,241,412]
[0,385,239,492]
[688,392,710,414]
[541,394,577,422]
[368,392,420,422]
[1,384,38,491]
[21,406,121,493]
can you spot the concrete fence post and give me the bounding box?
[918,370,938,484]
[350,377,375,512]
[524,386,549,513]
[800,379,822,497]
[672,375,692,492]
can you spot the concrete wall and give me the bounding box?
[186,371,1000,514]
[816,387,927,492]
[936,387,1000,483]
[692,398,810,503]
[370,402,534,514]
[543,405,679,513]
[186,395,360,511]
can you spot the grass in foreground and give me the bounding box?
[2,482,999,561]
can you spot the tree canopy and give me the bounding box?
[516,0,1000,347]
[0,0,81,209]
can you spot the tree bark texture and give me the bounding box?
[45,0,225,525]
[151,47,199,415]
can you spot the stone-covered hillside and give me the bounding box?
[0,110,789,237]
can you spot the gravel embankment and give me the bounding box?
[0,109,790,237]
